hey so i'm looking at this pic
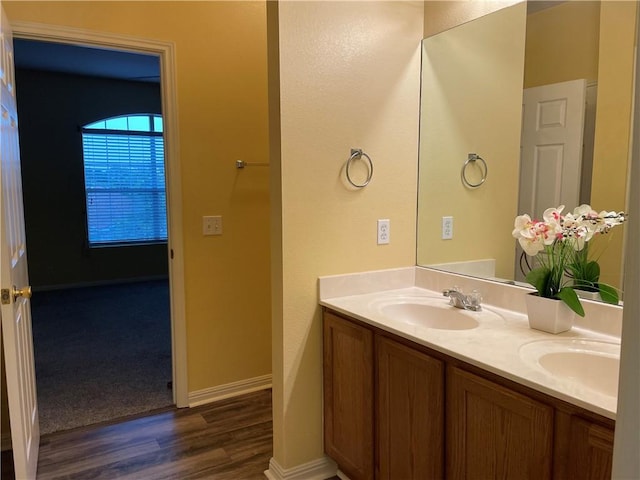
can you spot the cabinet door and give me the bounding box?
[323,312,374,480]
[447,366,553,480]
[566,416,614,480]
[376,336,444,480]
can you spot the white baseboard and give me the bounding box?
[188,374,272,407]
[264,456,337,480]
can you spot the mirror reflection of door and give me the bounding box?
[515,79,592,281]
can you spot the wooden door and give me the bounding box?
[323,311,373,480]
[376,336,444,480]
[0,6,40,479]
[447,366,553,480]
[517,79,587,281]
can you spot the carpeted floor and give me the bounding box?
[30,280,173,435]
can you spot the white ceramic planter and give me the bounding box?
[575,289,601,301]
[525,293,575,334]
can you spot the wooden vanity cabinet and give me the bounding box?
[323,312,443,480]
[446,366,554,479]
[323,309,615,480]
[323,311,374,480]
[376,335,444,479]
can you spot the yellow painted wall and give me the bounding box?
[271,1,423,468]
[524,1,600,89]
[3,2,271,393]
[417,3,527,279]
[424,0,520,38]
[591,1,637,289]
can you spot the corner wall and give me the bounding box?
[271,0,423,469]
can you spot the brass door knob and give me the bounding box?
[13,285,32,301]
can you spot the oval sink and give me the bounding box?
[380,303,479,330]
[519,339,620,398]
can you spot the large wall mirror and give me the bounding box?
[417,0,636,301]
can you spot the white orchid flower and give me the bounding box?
[543,205,564,226]
[512,213,556,255]
[573,204,598,218]
[512,214,533,239]
[518,235,546,256]
[598,210,626,232]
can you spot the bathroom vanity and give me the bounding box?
[320,268,620,480]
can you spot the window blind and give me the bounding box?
[82,132,167,245]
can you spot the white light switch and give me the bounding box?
[203,216,222,236]
[442,216,453,240]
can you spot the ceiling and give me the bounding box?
[13,39,161,83]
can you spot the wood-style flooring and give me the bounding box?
[4,389,273,480]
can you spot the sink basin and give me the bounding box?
[380,303,479,330]
[519,339,620,398]
[370,295,503,331]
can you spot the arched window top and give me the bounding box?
[84,114,163,133]
[81,113,166,246]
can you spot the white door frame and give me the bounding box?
[9,20,189,408]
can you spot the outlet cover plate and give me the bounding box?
[377,219,390,245]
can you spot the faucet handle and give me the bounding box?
[443,285,462,296]
[467,290,483,310]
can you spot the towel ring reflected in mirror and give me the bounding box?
[461,153,488,188]
[346,148,374,188]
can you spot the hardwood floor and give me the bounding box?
[4,389,273,480]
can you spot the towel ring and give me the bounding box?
[346,148,374,188]
[461,153,488,188]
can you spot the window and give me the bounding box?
[82,114,167,246]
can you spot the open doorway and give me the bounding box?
[13,39,173,434]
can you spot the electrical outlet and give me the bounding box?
[203,215,223,236]
[377,219,390,245]
[442,216,453,240]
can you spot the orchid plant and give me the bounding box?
[512,205,626,316]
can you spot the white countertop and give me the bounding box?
[320,278,621,420]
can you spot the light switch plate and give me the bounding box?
[203,215,222,236]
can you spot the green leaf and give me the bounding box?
[584,261,600,283]
[526,268,551,297]
[598,283,619,305]
[557,288,585,317]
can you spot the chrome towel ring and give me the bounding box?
[346,148,374,188]
[461,153,488,188]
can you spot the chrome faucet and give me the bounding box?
[443,288,482,311]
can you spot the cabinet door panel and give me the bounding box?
[566,416,613,480]
[376,336,444,480]
[323,312,374,480]
[447,366,553,480]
